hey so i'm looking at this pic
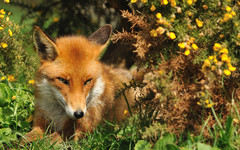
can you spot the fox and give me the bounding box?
[21,24,135,144]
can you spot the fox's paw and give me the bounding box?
[48,132,63,144]
[20,128,44,146]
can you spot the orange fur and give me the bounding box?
[21,25,135,145]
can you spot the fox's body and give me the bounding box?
[22,25,134,143]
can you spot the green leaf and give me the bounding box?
[166,144,179,150]
[0,83,10,106]
[223,116,233,144]
[154,134,179,150]
[0,128,12,136]
[134,140,151,150]
[196,143,220,150]
[180,148,192,150]
[197,143,212,150]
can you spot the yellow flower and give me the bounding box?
[141,0,148,3]
[156,26,165,35]
[213,43,221,51]
[187,0,193,5]
[227,13,233,19]
[219,34,224,38]
[168,32,176,40]
[0,15,4,19]
[211,66,216,71]
[4,0,10,3]
[1,42,8,48]
[124,110,128,115]
[231,11,236,16]
[28,80,35,84]
[221,54,228,62]
[53,17,59,22]
[219,48,228,54]
[223,69,231,76]
[0,9,6,15]
[226,57,231,63]
[226,6,232,12]
[228,64,236,72]
[205,99,209,104]
[206,103,214,108]
[224,13,233,19]
[203,5,208,10]
[196,19,203,28]
[131,0,137,3]
[204,59,211,67]
[189,37,195,43]
[0,27,3,30]
[156,13,162,19]
[191,44,198,50]
[158,70,164,75]
[160,0,168,5]
[1,77,6,80]
[6,16,9,22]
[150,29,158,37]
[7,75,15,81]
[187,11,193,17]
[208,56,214,60]
[178,42,185,49]
[8,29,12,36]
[197,102,201,105]
[184,49,190,56]
[213,58,218,64]
[169,0,176,7]
[11,96,16,100]
[150,5,156,12]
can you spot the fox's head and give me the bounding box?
[33,25,112,120]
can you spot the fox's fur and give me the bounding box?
[21,25,135,144]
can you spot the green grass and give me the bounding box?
[0,76,239,149]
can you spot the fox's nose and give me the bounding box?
[74,110,84,119]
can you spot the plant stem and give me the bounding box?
[122,91,133,116]
[211,106,223,129]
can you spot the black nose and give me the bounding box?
[74,110,84,119]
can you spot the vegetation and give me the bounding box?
[0,0,239,149]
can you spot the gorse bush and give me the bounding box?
[113,0,240,148]
[0,1,37,80]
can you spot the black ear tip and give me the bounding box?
[33,26,41,32]
[33,26,42,38]
[103,24,112,33]
[88,24,113,45]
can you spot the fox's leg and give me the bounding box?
[20,108,49,145]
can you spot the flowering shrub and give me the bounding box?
[113,0,240,140]
[0,1,37,79]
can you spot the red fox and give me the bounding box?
[21,24,135,144]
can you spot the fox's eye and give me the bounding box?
[57,77,69,85]
[84,78,92,86]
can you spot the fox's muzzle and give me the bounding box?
[74,110,84,119]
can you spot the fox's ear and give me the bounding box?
[88,24,112,49]
[33,26,58,61]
